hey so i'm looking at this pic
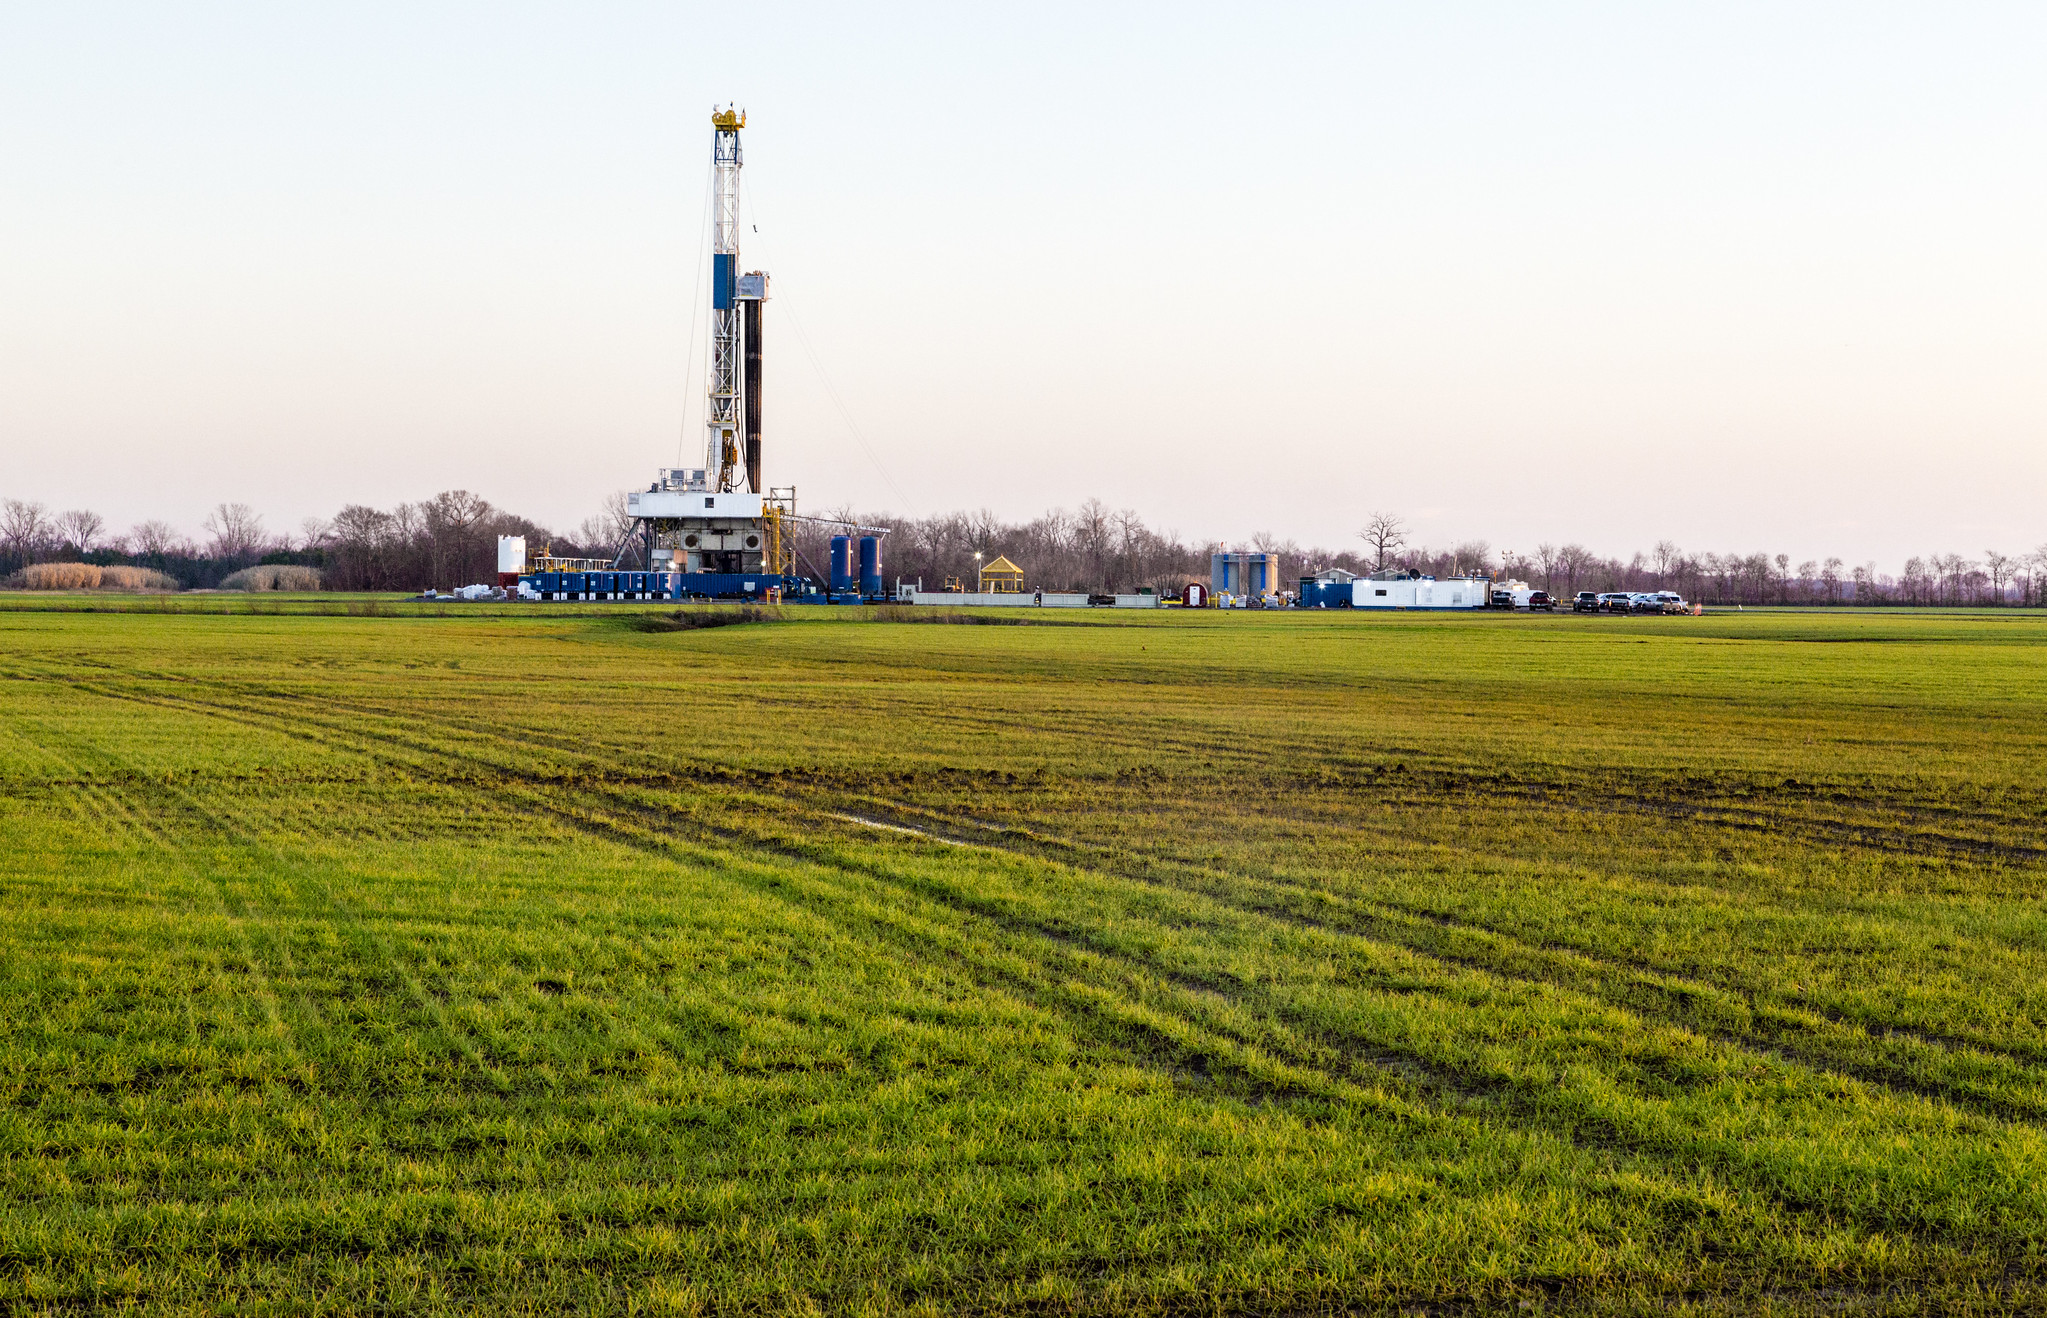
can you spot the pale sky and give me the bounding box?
[4,2,2044,568]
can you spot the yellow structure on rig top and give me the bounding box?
[978,555,1025,593]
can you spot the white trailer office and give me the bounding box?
[1352,575,1491,610]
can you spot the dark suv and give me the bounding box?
[1598,592,1633,613]
[1573,591,1598,613]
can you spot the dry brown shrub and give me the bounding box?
[99,565,179,591]
[222,564,324,591]
[19,562,102,590]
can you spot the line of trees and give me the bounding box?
[814,504,2047,606]
[0,494,624,591]
[6,491,2045,605]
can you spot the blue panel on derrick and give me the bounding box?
[713,254,736,309]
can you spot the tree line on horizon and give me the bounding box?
[4,492,2044,607]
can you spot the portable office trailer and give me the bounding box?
[1351,575,1491,609]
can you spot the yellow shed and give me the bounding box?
[978,555,1025,593]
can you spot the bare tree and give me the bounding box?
[424,490,493,584]
[129,520,185,559]
[1652,540,1679,586]
[1358,511,1407,572]
[601,490,635,540]
[55,509,105,557]
[1938,553,1977,605]
[1900,556,1929,605]
[1552,544,1594,593]
[327,505,401,589]
[1821,557,1843,602]
[1533,543,1560,592]
[1985,551,2013,605]
[1449,540,1491,578]
[203,502,266,561]
[2,499,54,572]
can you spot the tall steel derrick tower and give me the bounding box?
[705,107,742,491]
[705,105,766,494]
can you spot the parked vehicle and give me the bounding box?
[1491,589,1515,609]
[1653,591,1689,614]
[1598,592,1633,613]
[1527,591,1554,611]
[1573,591,1599,613]
[1628,592,1663,614]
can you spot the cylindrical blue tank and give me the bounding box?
[858,536,882,597]
[829,535,853,592]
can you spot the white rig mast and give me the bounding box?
[706,106,745,492]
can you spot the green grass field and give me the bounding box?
[3,601,2045,1315]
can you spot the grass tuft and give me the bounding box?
[221,564,324,591]
[5,562,179,591]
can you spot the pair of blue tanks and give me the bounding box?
[828,535,884,597]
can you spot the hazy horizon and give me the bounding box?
[6,3,2045,571]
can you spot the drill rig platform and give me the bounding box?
[518,105,887,603]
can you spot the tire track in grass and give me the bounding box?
[52,660,2047,1123]
[36,672,1726,1155]
[868,780,2047,1061]
[0,718,312,1087]
[151,778,517,1097]
[483,772,1857,1291]
[56,671,2046,1121]
[43,664,2047,1267]
[771,804,2047,1258]
[635,784,2047,1260]
[45,648,2047,870]
[453,774,1328,1114]
[42,669,1332,1124]
[28,669,1622,1125]
[11,722,362,1096]
[314,665,2047,869]
[24,663,2046,1301]
[844,790,2047,1131]
[10,702,512,1098]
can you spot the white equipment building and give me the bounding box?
[1352,574,1492,609]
